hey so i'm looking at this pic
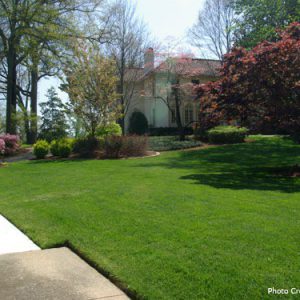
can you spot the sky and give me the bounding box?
[39,0,205,104]
[136,0,204,46]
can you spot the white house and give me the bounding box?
[124,48,221,132]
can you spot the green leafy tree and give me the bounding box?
[0,0,100,137]
[234,0,300,48]
[62,42,120,137]
[39,87,68,142]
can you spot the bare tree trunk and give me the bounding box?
[173,83,185,141]
[119,46,126,135]
[6,44,17,134]
[28,63,38,144]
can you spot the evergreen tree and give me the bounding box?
[39,87,68,142]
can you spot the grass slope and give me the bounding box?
[1,136,300,299]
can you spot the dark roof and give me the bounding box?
[155,58,221,77]
[125,58,221,82]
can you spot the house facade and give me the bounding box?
[124,48,221,133]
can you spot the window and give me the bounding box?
[185,104,193,125]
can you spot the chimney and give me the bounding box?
[144,47,154,74]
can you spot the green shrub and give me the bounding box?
[208,126,249,144]
[73,136,100,158]
[58,139,72,158]
[50,139,73,158]
[33,140,49,159]
[104,135,148,158]
[50,140,60,156]
[129,111,148,135]
[96,122,122,137]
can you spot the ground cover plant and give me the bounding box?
[149,136,202,151]
[0,136,300,299]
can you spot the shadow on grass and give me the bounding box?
[137,138,300,193]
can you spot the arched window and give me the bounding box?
[184,104,193,125]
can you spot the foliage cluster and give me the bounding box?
[196,22,300,135]
[96,123,122,137]
[50,139,73,158]
[72,136,101,158]
[104,135,148,158]
[33,140,49,159]
[207,126,248,144]
[128,111,149,135]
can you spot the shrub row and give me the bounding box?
[33,135,148,159]
[33,138,74,159]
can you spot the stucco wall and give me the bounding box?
[124,73,217,132]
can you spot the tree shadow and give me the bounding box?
[137,138,300,193]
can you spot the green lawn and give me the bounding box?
[1,136,300,299]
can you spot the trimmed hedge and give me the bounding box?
[33,140,49,159]
[208,126,249,144]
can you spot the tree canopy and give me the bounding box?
[196,22,300,134]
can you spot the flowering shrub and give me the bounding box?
[0,139,5,156]
[0,134,20,156]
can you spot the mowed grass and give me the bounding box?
[1,136,300,299]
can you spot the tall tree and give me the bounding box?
[233,0,300,48]
[188,0,236,60]
[62,42,120,137]
[105,0,150,134]
[0,0,101,137]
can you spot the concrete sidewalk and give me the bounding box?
[0,248,130,300]
[0,215,130,299]
[0,215,40,255]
